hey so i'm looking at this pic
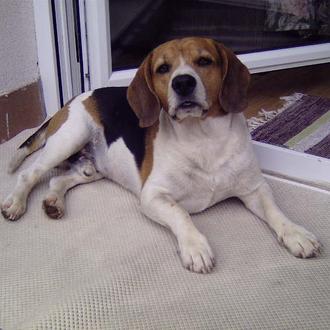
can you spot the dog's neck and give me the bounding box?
[159,109,236,143]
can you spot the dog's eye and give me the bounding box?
[197,57,213,67]
[156,63,170,74]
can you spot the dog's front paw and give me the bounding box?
[42,194,65,219]
[1,195,26,221]
[178,231,215,273]
[279,223,321,258]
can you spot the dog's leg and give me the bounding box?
[141,188,215,273]
[239,181,321,258]
[1,124,91,221]
[43,157,103,219]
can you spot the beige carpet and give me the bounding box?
[1,128,330,330]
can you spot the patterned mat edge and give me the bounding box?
[246,93,330,161]
[247,93,304,132]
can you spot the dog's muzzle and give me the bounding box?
[170,74,209,120]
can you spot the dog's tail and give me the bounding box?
[8,119,51,173]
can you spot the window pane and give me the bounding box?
[109,0,330,70]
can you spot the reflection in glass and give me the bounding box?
[109,0,330,70]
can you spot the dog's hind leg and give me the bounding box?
[1,101,94,221]
[43,156,103,219]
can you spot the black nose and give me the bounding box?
[172,74,197,97]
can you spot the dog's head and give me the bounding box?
[127,37,250,127]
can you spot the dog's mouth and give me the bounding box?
[172,101,208,120]
[177,101,201,110]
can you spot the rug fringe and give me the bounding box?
[247,93,304,132]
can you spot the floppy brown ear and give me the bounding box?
[127,53,161,127]
[215,42,250,113]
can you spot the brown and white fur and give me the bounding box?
[1,38,321,273]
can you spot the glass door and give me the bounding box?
[109,0,330,71]
[84,0,330,186]
[38,0,330,186]
[108,1,330,84]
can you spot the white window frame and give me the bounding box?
[33,0,61,116]
[33,0,330,187]
[84,0,111,90]
[54,0,83,103]
[108,43,330,86]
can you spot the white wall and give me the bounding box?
[0,0,39,96]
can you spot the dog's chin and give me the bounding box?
[171,102,208,121]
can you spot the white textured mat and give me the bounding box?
[1,128,330,330]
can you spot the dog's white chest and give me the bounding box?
[147,113,260,213]
[168,144,241,212]
[173,145,235,212]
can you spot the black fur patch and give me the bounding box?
[92,87,147,169]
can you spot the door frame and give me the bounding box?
[84,0,112,90]
[33,0,61,116]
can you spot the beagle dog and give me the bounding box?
[1,37,320,273]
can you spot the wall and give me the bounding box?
[0,0,45,143]
[0,0,39,96]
